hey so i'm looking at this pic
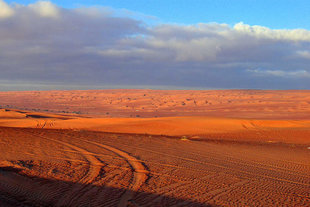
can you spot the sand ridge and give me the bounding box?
[0,109,309,145]
[1,89,310,119]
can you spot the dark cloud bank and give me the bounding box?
[0,0,310,90]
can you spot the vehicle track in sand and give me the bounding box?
[93,140,310,187]
[1,127,309,206]
[26,130,148,207]
[66,137,149,207]
[21,130,103,206]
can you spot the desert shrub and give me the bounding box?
[181,136,189,141]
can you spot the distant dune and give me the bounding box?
[0,109,309,145]
[1,90,310,206]
[0,89,310,119]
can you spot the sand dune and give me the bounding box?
[1,89,310,119]
[0,89,310,206]
[0,109,27,119]
[0,109,309,144]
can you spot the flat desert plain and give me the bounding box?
[0,90,309,206]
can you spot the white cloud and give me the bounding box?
[0,1,310,89]
[234,22,310,42]
[296,50,310,59]
[146,37,220,61]
[0,0,14,18]
[248,69,310,78]
[28,1,60,18]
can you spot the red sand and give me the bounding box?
[0,89,310,119]
[0,89,309,206]
[0,109,309,145]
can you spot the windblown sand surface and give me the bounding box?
[0,127,309,206]
[0,90,310,206]
[0,89,310,119]
[0,109,310,145]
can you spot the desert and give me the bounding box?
[1,1,310,206]
[0,89,309,206]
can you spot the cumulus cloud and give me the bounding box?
[0,0,309,90]
[28,1,60,18]
[0,0,14,18]
[234,22,310,42]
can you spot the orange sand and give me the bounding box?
[1,90,310,206]
[0,109,309,144]
[0,89,310,119]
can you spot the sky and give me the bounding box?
[0,0,310,90]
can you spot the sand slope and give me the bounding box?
[0,109,309,144]
[0,127,309,206]
[0,89,310,206]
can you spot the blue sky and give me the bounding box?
[0,0,310,90]
[5,0,310,29]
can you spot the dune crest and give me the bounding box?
[0,109,309,144]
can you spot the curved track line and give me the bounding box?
[106,139,310,176]
[30,130,148,207]
[22,131,103,206]
[78,139,148,207]
[102,141,310,187]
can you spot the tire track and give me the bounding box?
[76,139,149,207]
[109,139,310,178]
[10,128,309,206]
[28,130,149,207]
[100,140,310,187]
[20,131,103,206]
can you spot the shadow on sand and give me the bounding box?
[0,166,214,207]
